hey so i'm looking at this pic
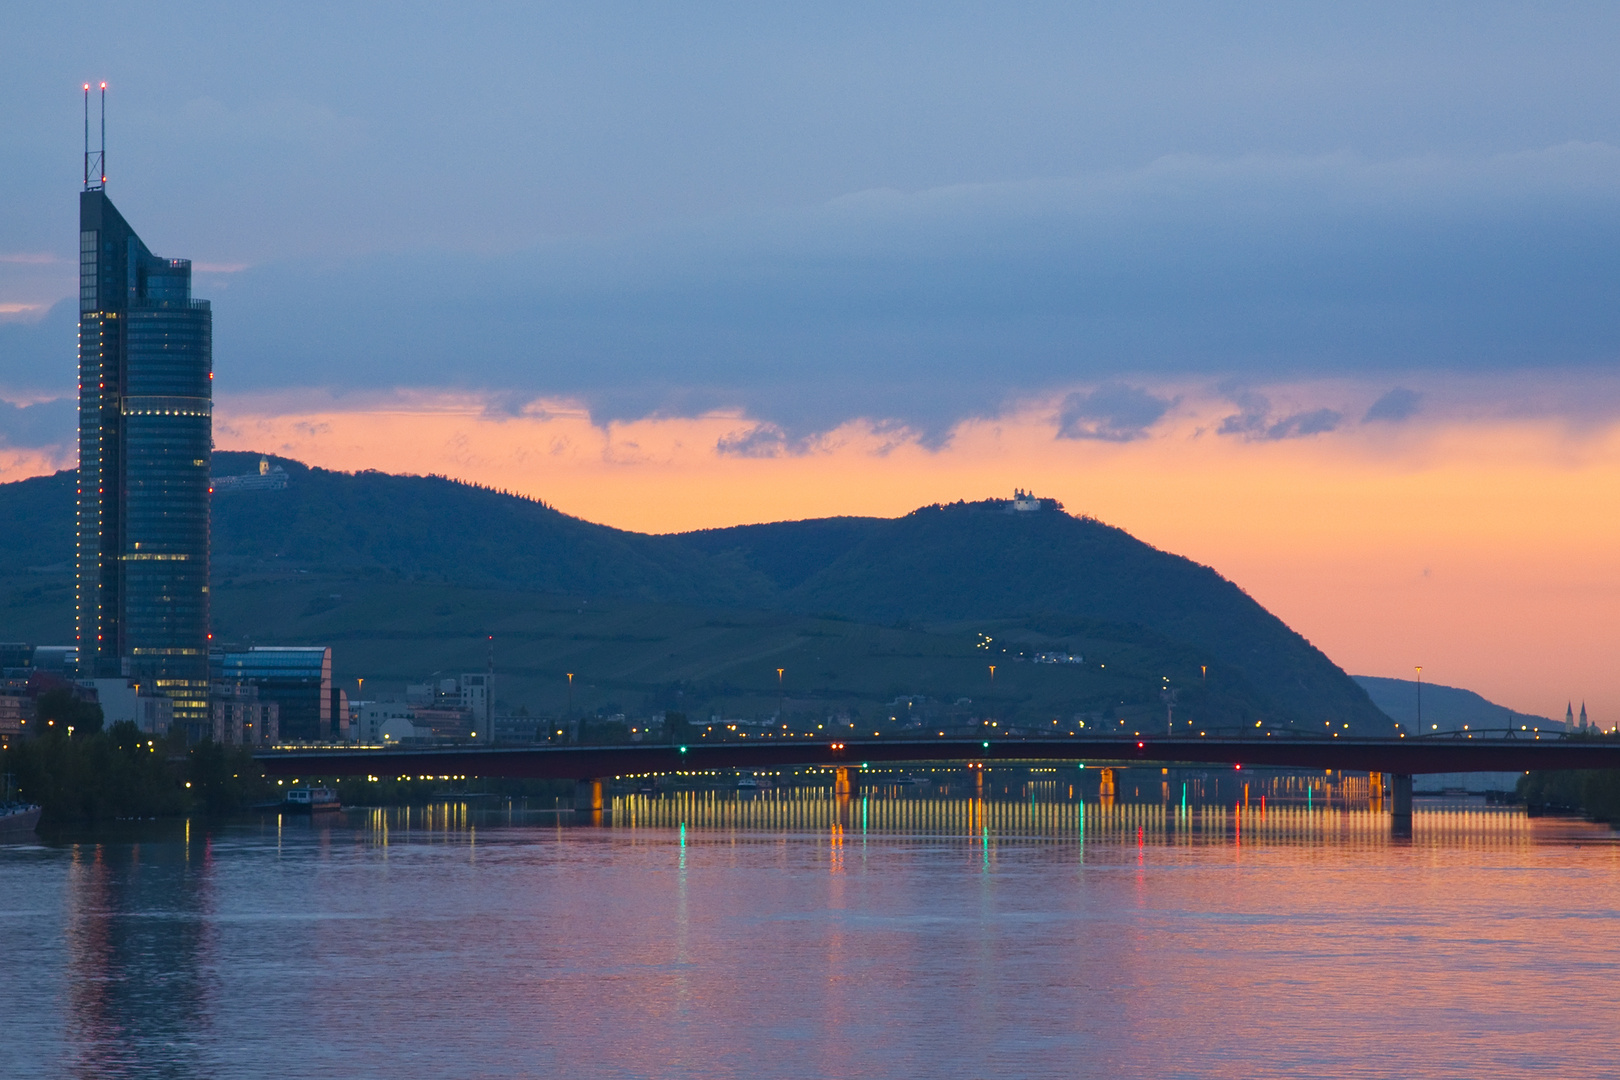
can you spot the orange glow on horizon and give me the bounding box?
[2,388,1614,725]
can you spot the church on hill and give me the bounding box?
[1565,701,1600,733]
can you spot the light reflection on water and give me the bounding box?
[1,795,1616,1080]
[607,790,1537,851]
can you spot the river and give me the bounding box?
[1,789,1616,1079]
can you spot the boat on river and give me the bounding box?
[284,787,341,813]
[0,803,41,840]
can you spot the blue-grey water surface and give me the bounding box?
[1,793,1617,1079]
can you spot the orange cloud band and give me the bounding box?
[5,387,1614,727]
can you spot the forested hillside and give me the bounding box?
[0,454,1393,732]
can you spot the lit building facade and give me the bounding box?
[77,182,212,730]
[215,647,333,742]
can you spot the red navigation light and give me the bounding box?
[1137,741,1144,749]
[1235,763,1242,770]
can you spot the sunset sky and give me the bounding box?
[2,4,1618,722]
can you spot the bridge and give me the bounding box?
[255,734,1620,832]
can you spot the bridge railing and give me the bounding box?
[1409,727,1614,741]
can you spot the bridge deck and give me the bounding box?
[253,736,1620,779]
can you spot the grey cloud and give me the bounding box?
[7,5,1620,443]
[1217,391,1272,438]
[1363,387,1423,423]
[14,144,1620,439]
[178,144,1620,439]
[1056,383,1175,442]
[716,426,790,458]
[0,397,74,449]
[1219,393,1343,441]
[12,3,1620,261]
[0,301,77,395]
[1269,408,1344,439]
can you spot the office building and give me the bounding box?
[215,647,333,742]
[76,129,212,729]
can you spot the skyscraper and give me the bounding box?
[76,95,212,730]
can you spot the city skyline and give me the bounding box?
[1,5,1617,723]
[3,12,1619,1076]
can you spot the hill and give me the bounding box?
[208,453,759,603]
[1353,675,1558,733]
[0,454,1394,733]
[679,503,1378,731]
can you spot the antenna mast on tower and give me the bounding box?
[83,82,106,191]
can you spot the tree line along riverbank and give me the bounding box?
[1519,770,1620,822]
[3,709,270,823]
[1,700,571,822]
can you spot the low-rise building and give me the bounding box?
[0,695,29,745]
[378,715,432,743]
[410,706,474,740]
[354,700,413,744]
[460,672,493,743]
[210,682,280,746]
[91,678,175,735]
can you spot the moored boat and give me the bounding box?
[284,786,341,812]
[0,803,41,840]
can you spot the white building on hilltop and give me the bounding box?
[1012,488,1042,512]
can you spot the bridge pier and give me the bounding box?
[574,778,608,817]
[1390,773,1413,837]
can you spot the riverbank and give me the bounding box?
[0,722,270,823]
[1519,769,1620,822]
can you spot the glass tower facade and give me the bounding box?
[214,648,332,742]
[77,188,212,728]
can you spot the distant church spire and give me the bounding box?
[1566,702,1575,729]
[1580,702,1589,731]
